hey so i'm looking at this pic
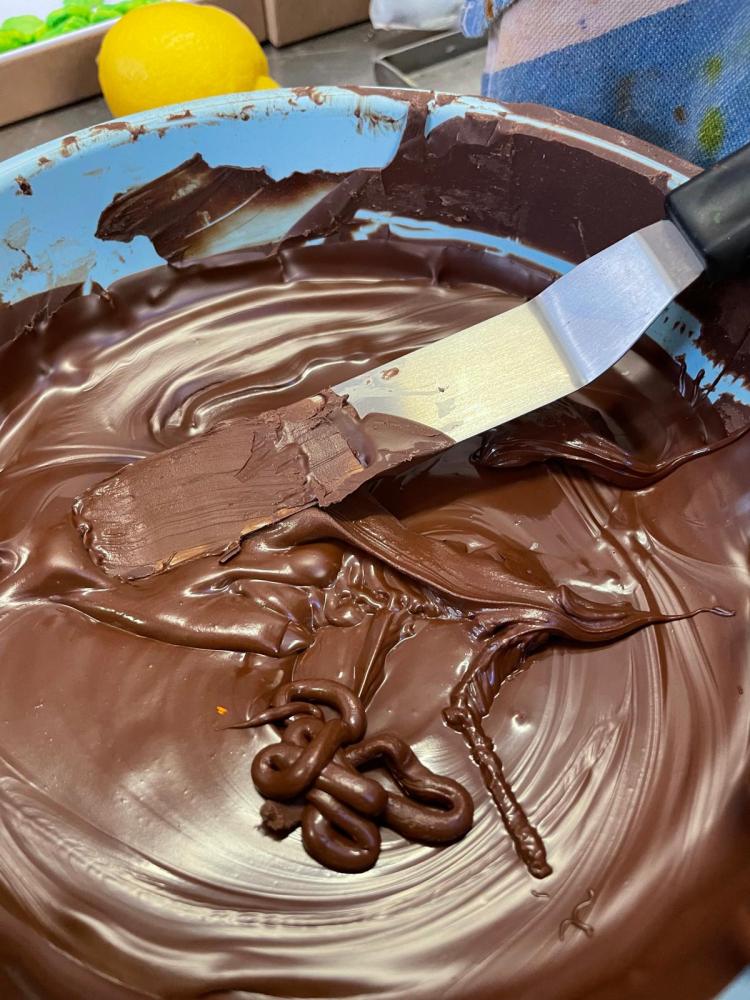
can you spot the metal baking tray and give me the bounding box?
[374,30,485,94]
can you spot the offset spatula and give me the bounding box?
[75,143,750,580]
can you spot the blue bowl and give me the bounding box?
[0,87,748,998]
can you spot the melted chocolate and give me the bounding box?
[0,239,748,1000]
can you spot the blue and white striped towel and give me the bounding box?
[461,0,750,165]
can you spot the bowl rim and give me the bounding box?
[0,85,697,192]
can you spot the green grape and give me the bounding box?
[46,8,70,27]
[0,29,25,52]
[60,5,92,18]
[46,6,91,27]
[43,12,90,33]
[1,0,159,50]
[1,15,45,40]
[90,4,123,20]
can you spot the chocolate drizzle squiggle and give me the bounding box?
[234,679,473,872]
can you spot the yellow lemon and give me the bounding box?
[98,2,270,117]
[254,74,280,90]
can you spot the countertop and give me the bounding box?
[0,23,486,161]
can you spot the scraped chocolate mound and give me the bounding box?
[73,389,452,580]
[0,234,748,1000]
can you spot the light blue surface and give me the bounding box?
[719,969,750,999]
[0,87,695,304]
[0,86,747,997]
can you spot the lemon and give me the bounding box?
[98,2,270,117]
[254,74,280,90]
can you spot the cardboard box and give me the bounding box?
[220,0,267,40]
[263,0,369,46]
[0,0,267,129]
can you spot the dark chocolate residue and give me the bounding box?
[95,100,674,266]
[93,98,750,396]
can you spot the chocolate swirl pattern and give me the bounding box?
[0,241,748,999]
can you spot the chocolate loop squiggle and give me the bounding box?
[273,679,367,743]
[252,719,349,801]
[242,680,474,872]
[274,719,387,818]
[346,733,474,844]
[303,788,382,873]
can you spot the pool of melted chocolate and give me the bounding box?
[0,238,748,999]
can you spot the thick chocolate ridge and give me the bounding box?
[0,237,748,999]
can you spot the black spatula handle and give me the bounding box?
[666,142,750,277]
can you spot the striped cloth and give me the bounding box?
[461,0,750,166]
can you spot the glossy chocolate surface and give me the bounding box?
[0,234,748,998]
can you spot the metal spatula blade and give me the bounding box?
[334,221,704,440]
